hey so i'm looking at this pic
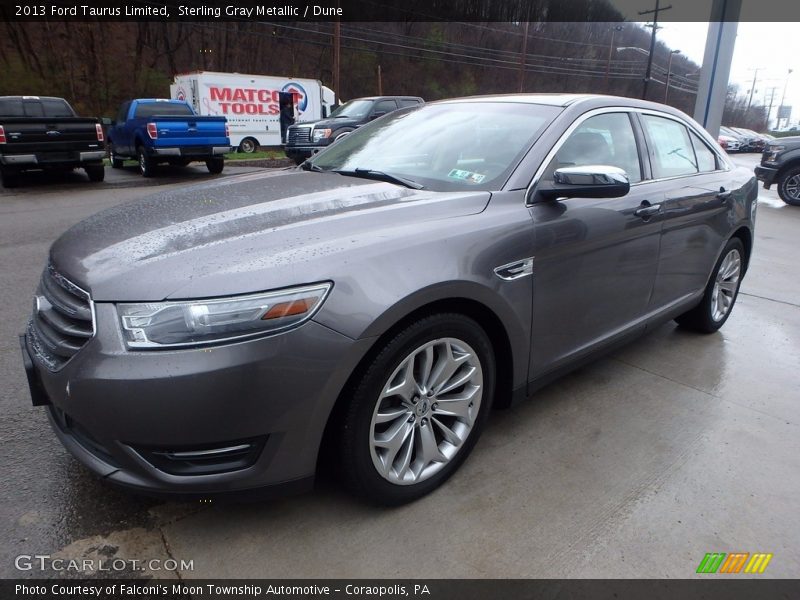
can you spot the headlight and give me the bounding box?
[117,283,331,349]
[312,128,332,142]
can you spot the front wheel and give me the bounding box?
[675,238,745,333]
[339,314,495,505]
[109,143,124,169]
[137,147,155,177]
[206,157,224,174]
[777,167,800,206]
[238,137,258,153]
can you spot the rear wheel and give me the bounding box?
[0,168,19,189]
[85,165,105,182]
[339,313,495,505]
[777,166,800,206]
[137,147,155,177]
[675,238,745,333]
[238,137,258,153]
[206,157,224,174]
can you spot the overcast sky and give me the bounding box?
[653,22,798,128]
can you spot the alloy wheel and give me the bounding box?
[369,337,483,485]
[711,249,741,322]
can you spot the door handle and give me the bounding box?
[634,202,662,218]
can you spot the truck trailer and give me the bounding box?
[170,71,336,153]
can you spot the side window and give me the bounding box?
[372,100,398,116]
[641,115,698,178]
[398,99,421,108]
[116,101,130,124]
[690,131,718,173]
[544,112,642,183]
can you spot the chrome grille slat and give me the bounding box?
[29,265,95,370]
[40,269,92,321]
[287,126,311,144]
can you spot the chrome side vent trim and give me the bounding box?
[494,258,534,281]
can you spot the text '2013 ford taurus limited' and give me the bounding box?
[20,95,757,505]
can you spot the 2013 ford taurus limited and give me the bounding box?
[20,95,757,505]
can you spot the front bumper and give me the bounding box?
[754,164,779,189]
[21,302,372,497]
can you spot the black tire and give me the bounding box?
[675,238,745,333]
[777,166,800,206]
[109,143,124,169]
[339,313,495,505]
[85,165,105,182]
[206,157,224,174]
[238,137,258,153]
[137,147,155,178]
[0,168,19,189]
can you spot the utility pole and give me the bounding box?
[765,86,778,130]
[605,25,624,92]
[639,0,672,100]
[746,68,761,111]
[518,20,530,92]
[664,49,680,104]
[332,19,341,97]
[779,68,794,129]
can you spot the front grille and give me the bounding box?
[27,264,94,370]
[287,126,311,145]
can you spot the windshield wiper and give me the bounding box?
[300,161,324,172]
[334,168,424,189]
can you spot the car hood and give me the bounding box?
[50,170,490,301]
[770,136,800,147]
[294,117,361,130]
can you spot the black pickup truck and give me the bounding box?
[284,96,424,164]
[755,136,800,206]
[0,96,106,188]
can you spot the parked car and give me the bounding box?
[730,127,766,153]
[20,94,756,505]
[718,134,741,152]
[0,96,105,188]
[284,95,424,164]
[755,135,800,205]
[107,99,231,177]
[720,126,750,151]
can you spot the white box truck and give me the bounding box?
[170,71,336,153]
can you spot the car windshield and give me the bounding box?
[309,101,560,191]
[329,100,375,119]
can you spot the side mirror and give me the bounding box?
[536,165,630,201]
[101,117,114,126]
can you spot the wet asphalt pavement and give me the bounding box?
[1,155,798,579]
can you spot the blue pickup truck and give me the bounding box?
[107,99,230,177]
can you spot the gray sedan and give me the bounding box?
[21,94,757,505]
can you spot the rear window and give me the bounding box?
[0,98,74,118]
[398,99,422,108]
[133,102,194,118]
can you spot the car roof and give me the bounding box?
[433,94,686,113]
[0,95,69,102]
[352,96,424,101]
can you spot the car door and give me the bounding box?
[528,111,662,378]
[369,99,399,121]
[112,101,132,154]
[636,112,730,311]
